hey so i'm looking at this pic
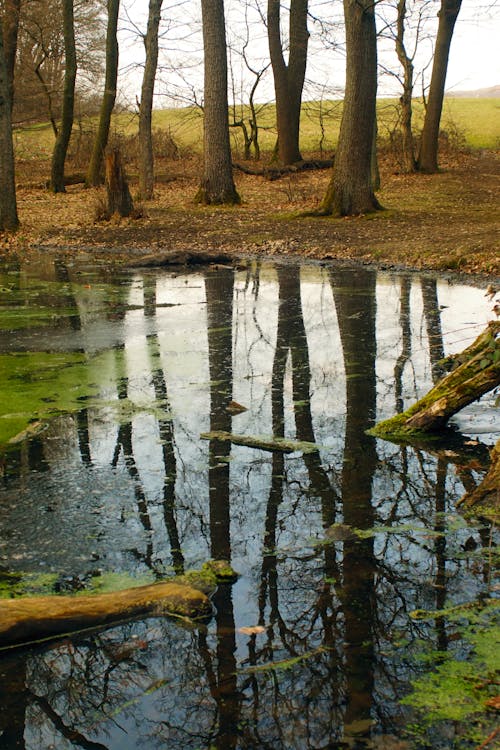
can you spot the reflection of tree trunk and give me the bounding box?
[421,278,444,383]
[76,408,92,467]
[0,654,27,749]
[202,268,241,748]
[149,341,184,574]
[259,290,287,626]
[434,456,448,653]
[111,373,154,571]
[394,276,411,413]
[331,268,377,739]
[205,267,234,562]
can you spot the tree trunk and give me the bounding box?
[105,147,133,217]
[138,0,162,200]
[417,0,462,173]
[370,321,500,439]
[395,0,416,172]
[0,580,211,649]
[0,17,19,232]
[195,0,240,205]
[1,0,20,111]
[50,0,77,193]
[321,0,382,216]
[267,0,308,166]
[85,0,120,187]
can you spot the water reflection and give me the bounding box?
[0,259,497,749]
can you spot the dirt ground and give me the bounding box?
[2,148,499,280]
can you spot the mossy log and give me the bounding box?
[0,580,211,650]
[200,430,321,454]
[458,438,500,520]
[370,321,500,440]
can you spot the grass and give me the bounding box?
[13,97,500,164]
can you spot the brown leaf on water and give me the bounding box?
[238,625,266,635]
[226,400,248,415]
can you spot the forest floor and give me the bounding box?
[2,148,499,279]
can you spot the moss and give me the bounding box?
[180,560,239,594]
[402,600,500,744]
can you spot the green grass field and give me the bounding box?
[13,97,500,163]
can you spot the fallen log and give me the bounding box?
[200,430,321,454]
[233,158,333,180]
[369,321,500,440]
[0,579,211,650]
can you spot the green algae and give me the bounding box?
[402,600,500,745]
[0,306,80,331]
[0,346,170,448]
[0,570,59,598]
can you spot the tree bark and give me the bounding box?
[320,0,382,216]
[267,0,308,166]
[1,0,20,111]
[0,581,211,649]
[417,0,462,173]
[370,321,500,439]
[0,16,19,231]
[85,0,120,187]
[50,0,77,193]
[195,0,240,205]
[138,0,162,200]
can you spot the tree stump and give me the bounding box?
[105,147,134,217]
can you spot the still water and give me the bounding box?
[0,258,498,749]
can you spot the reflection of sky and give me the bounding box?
[1,263,497,750]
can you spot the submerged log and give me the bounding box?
[0,580,211,650]
[200,430,321,454]
[370,321,500,440]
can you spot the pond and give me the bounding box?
[0,257,498,749]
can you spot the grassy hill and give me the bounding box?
[12,97,500,165]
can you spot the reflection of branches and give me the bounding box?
[111,370,154,572]
[30,692,109,750]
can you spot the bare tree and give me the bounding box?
[50,0,77,192]
[138,0,162,200]
[320,0,382,216]
[86,0,119,187]
[267,0,308,165]
[417,0,462,173]
[195,0,239,205]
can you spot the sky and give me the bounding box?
[446,3,500,92]
[117,0,500,106]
